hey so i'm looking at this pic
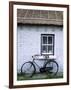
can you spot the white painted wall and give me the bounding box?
[17,25,63,73]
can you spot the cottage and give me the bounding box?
[17,9,63,74]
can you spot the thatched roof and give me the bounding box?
[17,9,63,26]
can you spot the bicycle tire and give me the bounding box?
[21,61,36,78]
[45,60,59,76]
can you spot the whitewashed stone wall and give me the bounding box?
[17,25,63,73]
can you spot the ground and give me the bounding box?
[17,72,63,80]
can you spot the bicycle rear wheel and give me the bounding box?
[45,60,59,77]
[21,61,36,78]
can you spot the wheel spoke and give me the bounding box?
[45,60,59,77]
[21,62,35,78]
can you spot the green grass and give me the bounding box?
[17,72,63,81]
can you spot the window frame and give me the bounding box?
[41,34,55,55]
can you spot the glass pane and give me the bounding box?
[42,46,47,53]
[48,36,52,44]
[48,46,53,53]
[43,36,47,44]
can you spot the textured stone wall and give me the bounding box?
[17,25,63,73]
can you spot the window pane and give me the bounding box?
[48,36,52,44]
[48,46,53,53]
[43,36,47,44]
[41,34,54,54]
[42,46,47,53]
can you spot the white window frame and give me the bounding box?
[41,34,54,55]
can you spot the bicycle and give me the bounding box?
[21,54,59,78]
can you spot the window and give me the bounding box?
[41,34,54,55]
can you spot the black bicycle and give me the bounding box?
[21,54,59,78]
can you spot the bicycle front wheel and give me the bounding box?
[21,61,36,78]
[45,60,59,77]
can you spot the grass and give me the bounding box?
[17,72,63,81]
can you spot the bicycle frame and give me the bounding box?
[32,57,49,71]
